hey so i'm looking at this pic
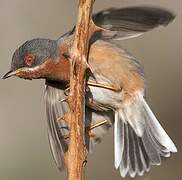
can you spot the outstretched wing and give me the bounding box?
[93,6,175,40]
[44,81,114,170]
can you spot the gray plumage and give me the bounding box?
[93,6,175,40]
[11,39,59,71]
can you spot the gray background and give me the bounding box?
[0,0,181,180]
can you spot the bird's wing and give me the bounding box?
[93,6,175,40]
[44,81,114,170]
[44,81,69,171]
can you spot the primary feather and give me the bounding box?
[93,6,175,40]
[45,81,114,170]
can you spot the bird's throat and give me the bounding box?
[44,57,70,83]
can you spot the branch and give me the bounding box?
[65,0,95,180]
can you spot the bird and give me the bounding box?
[2,6,177,178]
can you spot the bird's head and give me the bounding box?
[2,38,60,80]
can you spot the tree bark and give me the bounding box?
[66,1,94,180]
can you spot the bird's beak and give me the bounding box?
[1,70,18,79]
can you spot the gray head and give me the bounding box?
[2,38,59,79]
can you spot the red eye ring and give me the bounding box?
[24,54,35,66]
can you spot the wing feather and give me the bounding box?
[93,6,175,40]
[45,82,69,170]
[44,81,114,170]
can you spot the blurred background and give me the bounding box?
[0,0,181,180]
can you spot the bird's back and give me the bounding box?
[88,40,145,94]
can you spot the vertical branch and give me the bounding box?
[66,0,94,180]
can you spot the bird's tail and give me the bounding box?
[114,91,177,178]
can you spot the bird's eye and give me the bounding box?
[24,54,35,66]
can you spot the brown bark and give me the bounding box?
[66,0,95,180]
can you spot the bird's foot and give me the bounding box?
[60,134,69,140]
[57,116,66,123]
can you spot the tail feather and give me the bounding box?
[115,91,177,178]
[128,127,137,177]
[148,128,170,157]
[119,123,129,177]
[141,95,177,153]
[132,133,144,176]
[114,112,124,169]
[142,130,161,165]
[138,136,150,172]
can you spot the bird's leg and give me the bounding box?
[63,81,87,96]
[87,80,120,92]
[64,80,119,96]
[88,119,110,130]
[58,119,110,140]
[86,119,111,138]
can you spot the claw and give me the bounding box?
[60,134,69,140]
[64,87,70,96]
